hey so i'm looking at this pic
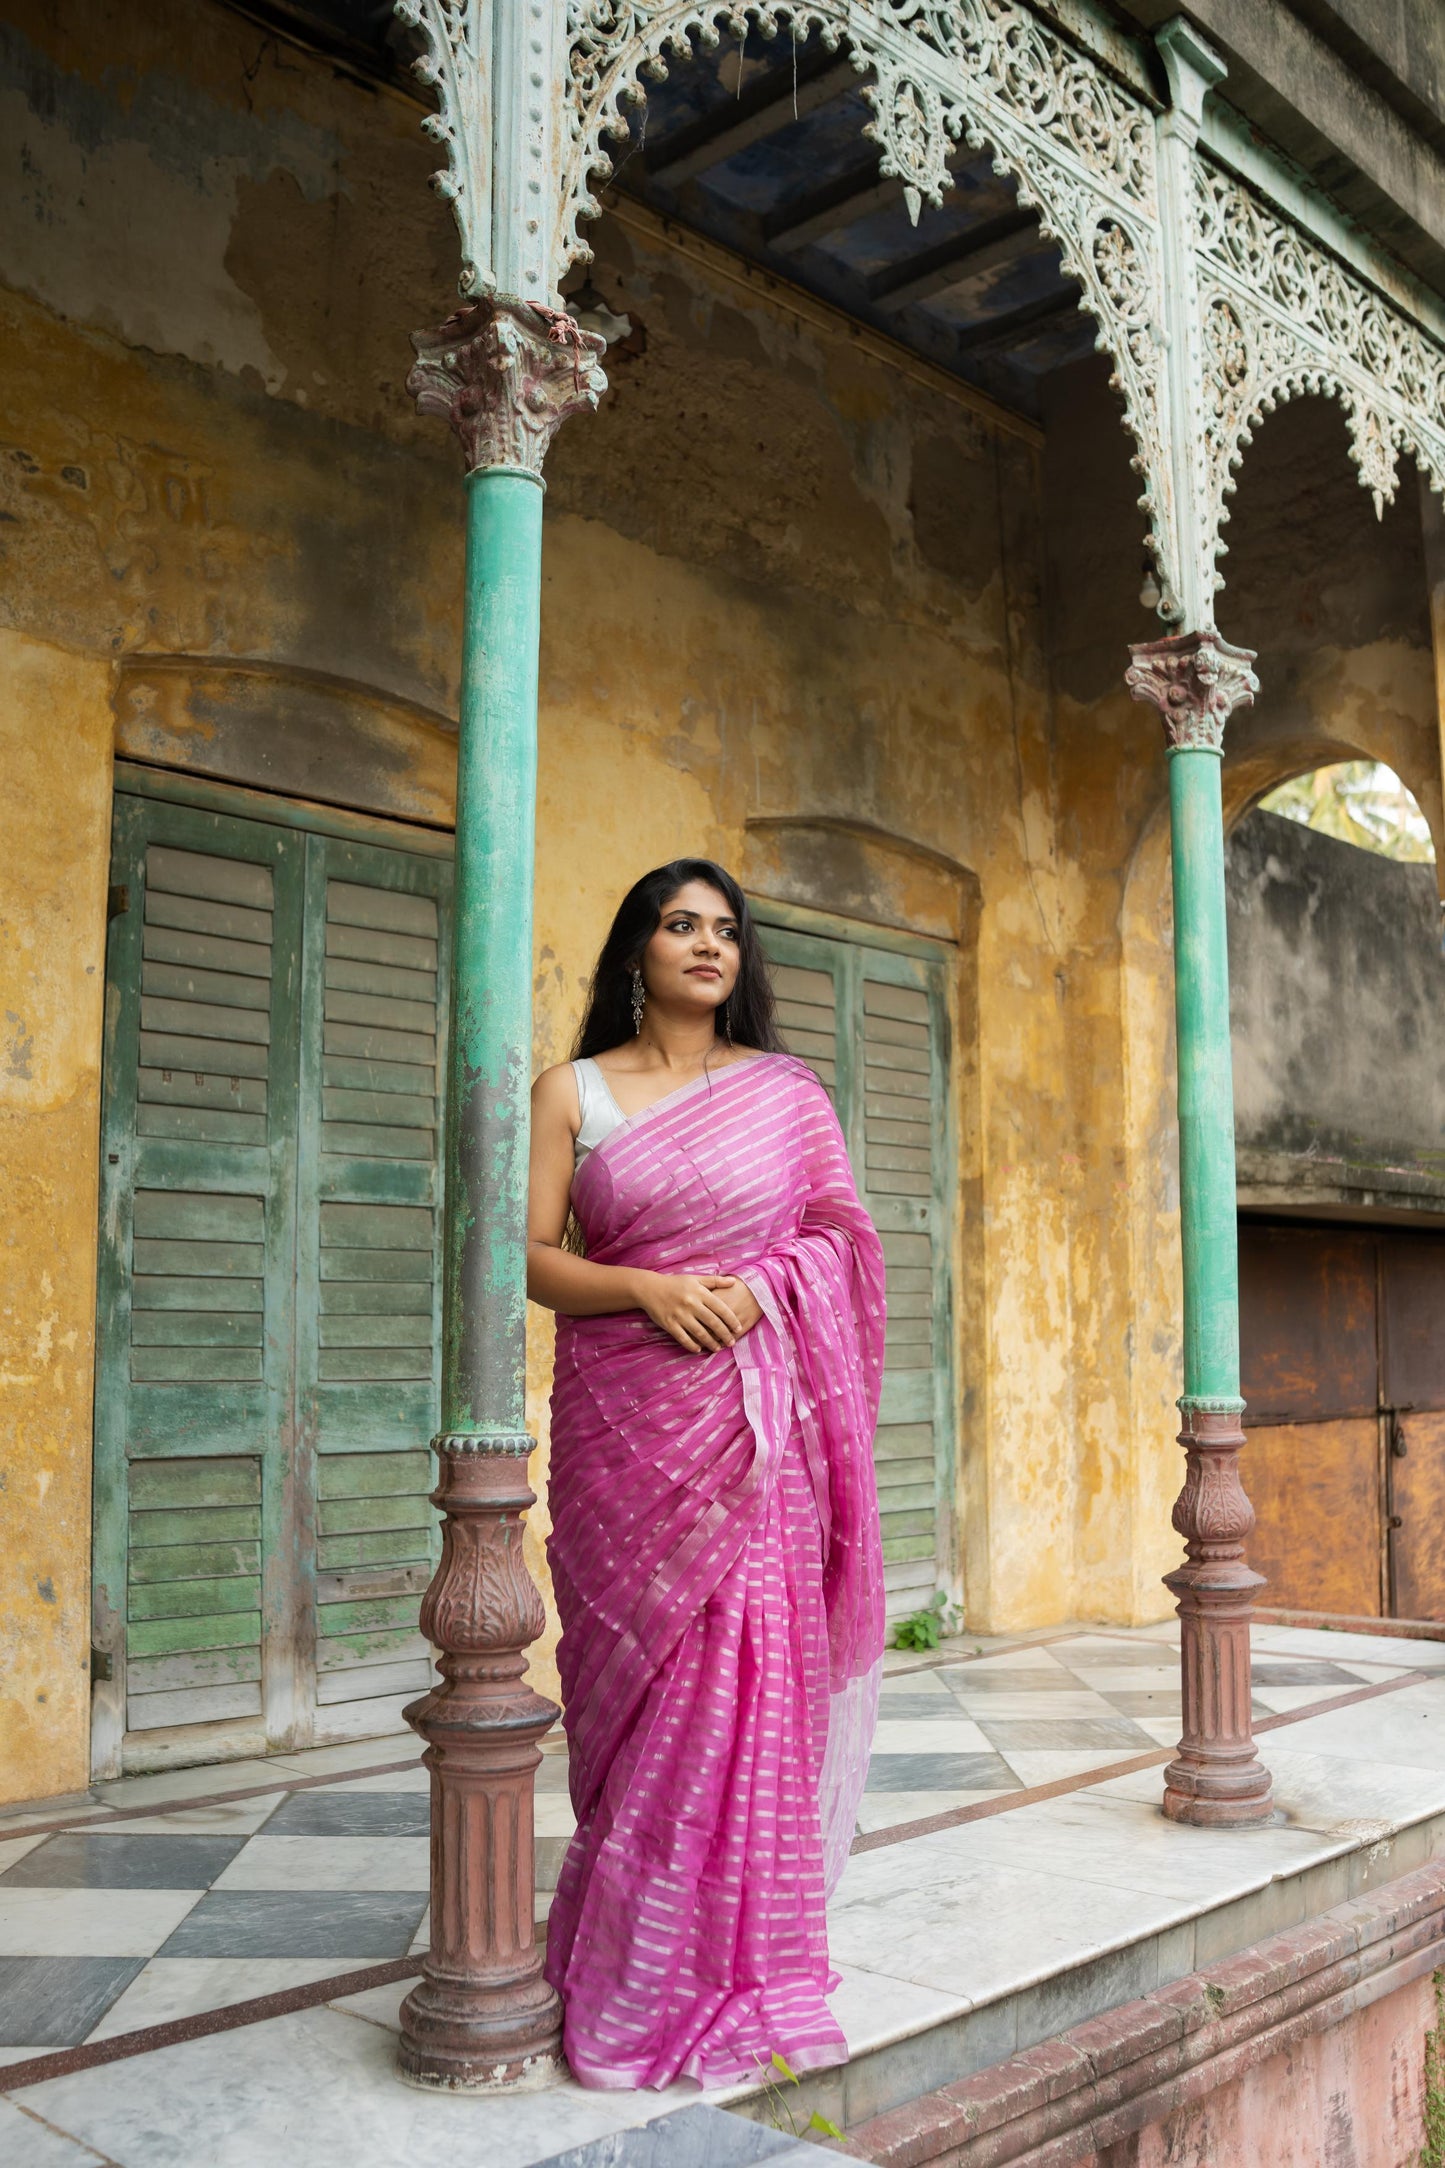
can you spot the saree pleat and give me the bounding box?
[545,1053,886,2090]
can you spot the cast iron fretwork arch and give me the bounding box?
[396,0,1445,629]
[561,0,1177,608]
[1192,156,1445,600]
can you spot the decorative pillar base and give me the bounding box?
[397,1445,565,2091]
[1161,1405,1274,1828]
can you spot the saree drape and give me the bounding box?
[545,1052,887,2090]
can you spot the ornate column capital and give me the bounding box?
[408,296,607,477]
[1126,629,1259,753]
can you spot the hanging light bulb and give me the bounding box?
[1139,558,1162,612]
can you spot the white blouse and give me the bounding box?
[571,1057,629,1164]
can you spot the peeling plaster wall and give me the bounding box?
[0,631,112,1804]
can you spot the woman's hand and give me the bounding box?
[707,1276,763,1336]
[634,1272,758,1355]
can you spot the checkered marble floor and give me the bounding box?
[0,1629,1414,2061]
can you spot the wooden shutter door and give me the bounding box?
[294,833,451,1740]
[763,916,957,1625]
[93,796,302,1774]
[853,945,954,1623]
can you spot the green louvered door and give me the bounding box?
[93,787,449,1776]
[296,840,448,1739]
[760,914,957,1625]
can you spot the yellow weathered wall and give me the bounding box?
[2,0,1442,1798]
[0,631,113,1802]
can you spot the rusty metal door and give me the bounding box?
[1239,1220,1445,1620]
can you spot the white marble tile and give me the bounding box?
[0,1807,107,1839]
[854,1790,1015,1834]
[936,1647,1071,1675]
[212,1836,430,1892]
[101,1795,288,1837]
[995,1749,1149,1788]
[946,1786,1330,1903]
[265,1742,424,1781]
[9,2002,681,2168]
[0,2098,110,2164]
[1249,1627,1445,1671]
[1059,1666,1181,1693]
[0,1887,203,1958]
[1132,1719,1185,1746]
[328,1979,409,2031]
[870,1718,992,1755]
[1267,1679,1445,1770]
[828,1963,967,2058]
[946,1692,1119,1719]
[879,1670,954,1698]
[828,1850,1183,2001]
[89,1957,351,2039]
[533,1798,577,1838]
[93,1762,280,1811]
[0,2045,54,2067]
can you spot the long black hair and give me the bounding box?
[572,859,784,1059]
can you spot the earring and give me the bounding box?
[631,968,645,1036]
[722,998,733,1046]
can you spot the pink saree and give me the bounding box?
[545,1051,886,2090]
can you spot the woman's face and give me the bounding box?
[640,881,742,1018]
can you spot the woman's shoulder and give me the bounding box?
[532,1060,583,1118]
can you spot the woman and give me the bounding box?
[527,859,887,2090]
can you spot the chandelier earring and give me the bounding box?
[722,998,733,1047]
[631,968,646,1036]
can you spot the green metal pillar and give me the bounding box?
[1129,632,1274,1828]
[442,465,544,1443]
[398,298,605,2089]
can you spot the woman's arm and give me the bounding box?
[526,1064,752,1353]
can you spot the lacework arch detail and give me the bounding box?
[561,0,1175,611]
[395,0,1445,631]
[1195,159,1445,594]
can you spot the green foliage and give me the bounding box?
[756,2051,845,2144]
[1261,762,1435,865]
[1421,1970,1445,2168]
[891,1591,961,1651]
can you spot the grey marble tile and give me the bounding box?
[157,1889,428,1959]
[536,1758,575,1793]
[938,1667,1076,1696]
[0,1955,147,2046]
[532,2102,815,2167]
[1250,1661,1359,1687]
[871,1694,970,1719]
[975,1718,1154,1751]
[265,1791,430,1838]
[1,1834,245,1891]
[865,1753,1020,1793]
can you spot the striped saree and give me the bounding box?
[544,1052,887,2089]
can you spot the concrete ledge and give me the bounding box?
[834,1860,1445,2165]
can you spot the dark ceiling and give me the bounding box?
[228,0,1098,419]
[593,30,1095,415]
